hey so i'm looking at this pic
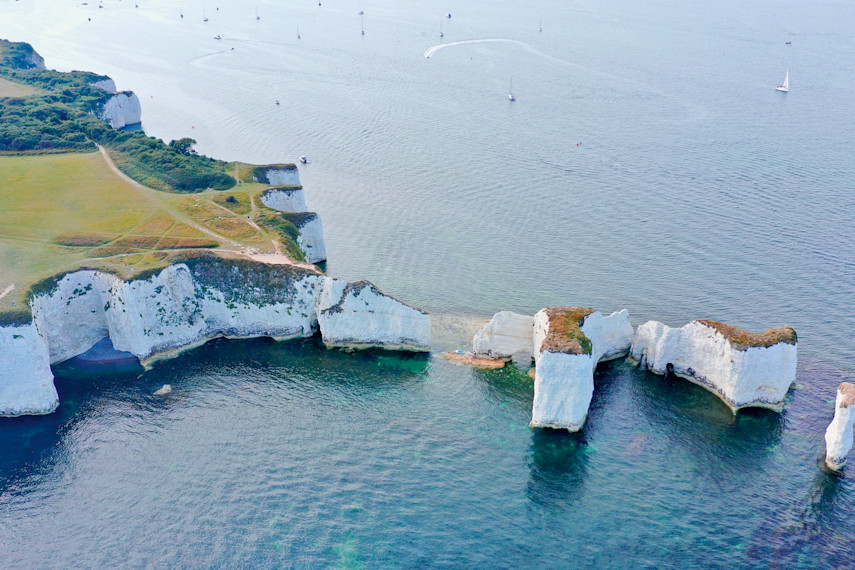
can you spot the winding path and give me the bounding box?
[96,145,243,250]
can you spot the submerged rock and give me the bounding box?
[630,320,797,411]
[531,308,633,431]
[153,384,173,396]
[825,383,855,471]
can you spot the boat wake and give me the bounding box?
[424,39,528,59]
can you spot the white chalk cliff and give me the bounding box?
[531,308,633,431]
[89,78,117,92]
[630,320,797,411]
[825,383,855,471]
[257,174,327,264]
[254,167,300,186]
[317,280,430,351]
[98,91,142,129]
[0,255,430,417]
[260,187,308,213]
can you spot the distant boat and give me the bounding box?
[299,156,308,164]
[256,7,260,20]
[440,19,444,38]
[180,10,183,19]
[361,13,365,35]
[214,35,221,40]
[508,77,516,101]
[275,100,280,105]
[297,26,301,39]
[776,70,789,92]
[446,13,452,19]
[538,17,542,32]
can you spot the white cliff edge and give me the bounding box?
[473,311,534,368]
[317,280,430,351]
[89,78,117,92]
[98,91,142,129]
[629,320,797,411]
[531,308,633,431]
[260,187,308,213]
[825,383,855,471]
[255,169,327,264]
[0,257,430,416]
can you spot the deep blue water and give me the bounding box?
[1,0,854,566]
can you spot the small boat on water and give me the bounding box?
[214,35,221,40]
[508,77,516,101]
[440,19,444,38]
[776,70,789,93]
[297,26,301,39]
[275,100,280,105]
[299,156,308,164]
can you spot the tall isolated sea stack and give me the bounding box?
[530,308,633,431]
[825,383,855,471]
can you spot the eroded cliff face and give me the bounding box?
[89,78,117,92]
[257,174,327,263]
[0,323,56,417]
[472,311,535,360]
[0,256,430,416]
[629,320,797,411]
[531,309,633,431]
[317,280,430,351]
[825,383,855,471]
[98,91,142,129]
[260,187,308,213]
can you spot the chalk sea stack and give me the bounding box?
[630,320,797,411]
[825,382,855,471]
[530,308,633,431]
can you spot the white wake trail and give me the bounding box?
[424,39,527,59]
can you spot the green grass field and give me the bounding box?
[0,151,305,315]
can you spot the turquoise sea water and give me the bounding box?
[1,0,854,566]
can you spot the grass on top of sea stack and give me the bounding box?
[540,307,596,355]
[697,320,797,350]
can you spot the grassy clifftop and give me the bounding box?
[0,39,233,192]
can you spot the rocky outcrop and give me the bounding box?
[473,311,534,358]
[290,213,327,264]
[260,187,307,213]
[825,383,855,471]
[89,78,117,92]
[252,166,300,186]
[630,320,797,411]
[317,280,430,351]
[97,91,142,129]
[531,308,633,431]
[0,322,57,416]
[0,255,430,416]
[259,187,327,263]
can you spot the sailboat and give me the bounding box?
[776,70,789,92]
[361,13,365,35]
[440,19,444,38]
[508,77,516,101]
[297,26,301,39]
[538,17,542,32]
[256,7,260,21]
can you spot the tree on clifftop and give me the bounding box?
[168,137,196,155]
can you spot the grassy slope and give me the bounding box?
[0,152,305,315]
[0,76,41,97]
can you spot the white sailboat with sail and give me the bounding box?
[508,77,516,101]
[776,70,789,92]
